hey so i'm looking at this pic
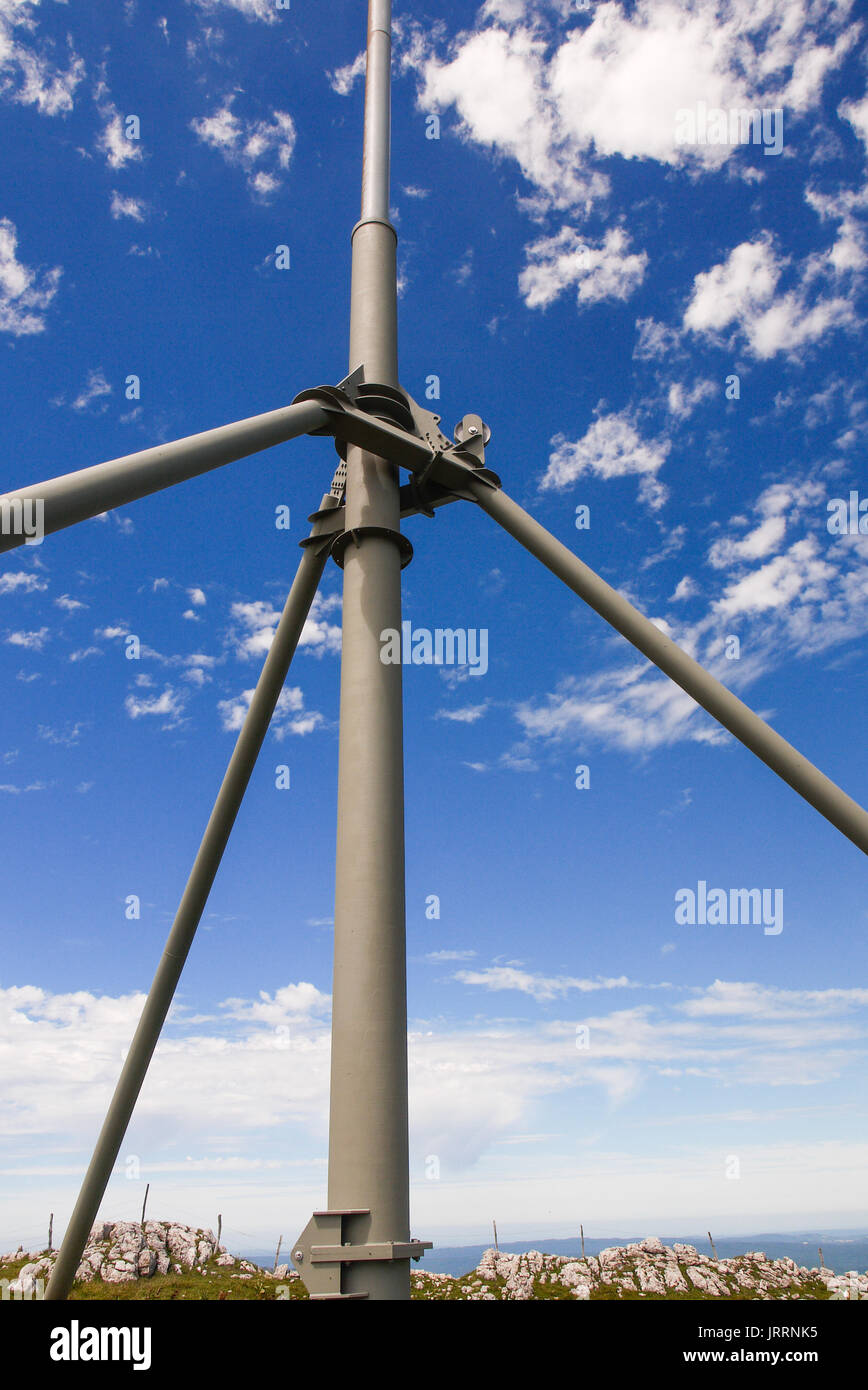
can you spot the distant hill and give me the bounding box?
[242,1231,865,1280]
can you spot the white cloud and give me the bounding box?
[221,981,331,1023]
[54,594,86,611]
[2,972,868,1224]
[516,665,728,754]
[667,378,716,419]
[0,218,61,336]
[684,237,858,360]
[838,90,868,153]
[436,703,488,724]
[670,576,697,602]
[190,99,296,198]
[680,980,868,1021]
[328,50,365,96]
[454,966,637,1003]
[414,22,607,212]
[707,516,788,569]
[229,590,341,660]
[713,537,836,619]
[425,949,477,962]
[218,684,323,738]
[514,471,868,756]
[124,685,186,725]
[96,103,143,169]
[190,0,282,21]
[634,316,683,361]
[110,190,146,221]
[519,225,647,309]
[70,368,112,413]
[187,587,206,607]
[0,571,47,595]
[5,627,49,650]
[541,409,670,511]
[38,721,85,747]
[0,3,84,116]
[405,1,859,215]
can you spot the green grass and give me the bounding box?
[0,1253,836,1301]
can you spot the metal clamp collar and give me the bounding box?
[330,524,414,569]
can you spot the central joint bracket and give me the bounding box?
[292,370,500,507]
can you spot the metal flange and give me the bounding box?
[330,524,414,569]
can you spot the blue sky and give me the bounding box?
[1,0,868,1257]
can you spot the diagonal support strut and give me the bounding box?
[44,493,339,1300]
[0,400,328,554]
[467,479,868,858]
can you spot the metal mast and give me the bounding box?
[326,0,411,1300]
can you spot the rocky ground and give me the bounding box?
[2,1225,866,1300]
[411,1237,868,1300]
[0,1220,294,1296]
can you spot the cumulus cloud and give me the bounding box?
[684,237,858,360]
[454,966,638,1002]
[519,225,647,309]
[436,703,489,723]
[0,3,84,116]
[70,368,112,413]
[0,218,61,337]
[5,627,49,650]
[190,98,296,198]
[110,191,146,221]
[190,0,283,21]
[2,973,868,1209]
[0,571,48,595]
[96,101,144,169]
[838,90,868,153]
[328,50,366,96]
[404,0,859,214]
[124,685,187,726]
[217,684,324,738]
[541,409,670,511]
[229,590,341,660]
[667,378,716,419]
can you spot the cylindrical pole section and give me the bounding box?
[471,482,868,856]
[327,0,411,1300]
[0,399,327,554]
[44,505,336,1300]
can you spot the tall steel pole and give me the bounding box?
[326,0,411,1299]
